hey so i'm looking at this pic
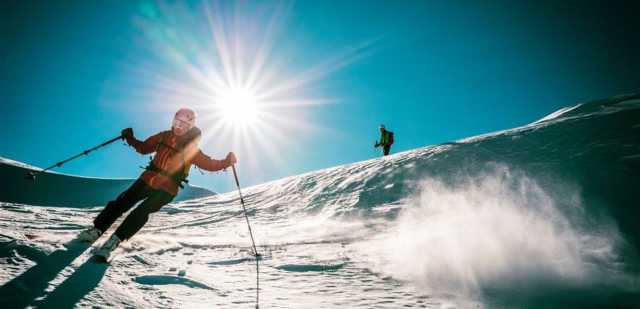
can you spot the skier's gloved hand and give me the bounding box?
[121,128,134,140]
[226,152,237,166]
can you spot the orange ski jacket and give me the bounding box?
[125,130,230,196]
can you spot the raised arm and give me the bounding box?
[192,150,236,172]
[122,128,164,155]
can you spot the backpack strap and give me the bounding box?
[147,131,189,188]
[147,129,201,188]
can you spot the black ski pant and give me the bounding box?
[383,145,391,156]
[94,179,174,241]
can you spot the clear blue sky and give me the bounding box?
[2,1,639,193]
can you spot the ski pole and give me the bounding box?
[230,164,260,309]
[26,134,124,180]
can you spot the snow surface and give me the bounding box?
[1,94,640,308]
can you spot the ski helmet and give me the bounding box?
[173,107,196,131]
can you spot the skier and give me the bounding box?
[374,124,394,156]
[77,107,237,260]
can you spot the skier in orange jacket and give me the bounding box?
[78,107,236,260]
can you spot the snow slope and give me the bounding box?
[1,94,639,308]
[0,157,215,206]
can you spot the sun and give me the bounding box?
[132,1,375,178]
[217,87,260,128]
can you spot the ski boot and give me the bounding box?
[93,234,121,262]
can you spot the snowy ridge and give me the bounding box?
[0,156,215,206]
[534,93,640,124]
[532,104,582,124]
[0,157,41,171]
[1,94,639,308]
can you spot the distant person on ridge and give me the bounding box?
[77,107,237,260]
[374,124,394,156]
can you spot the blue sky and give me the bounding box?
[2,1,639,193]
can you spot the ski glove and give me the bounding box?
[226,152,237,166]
[121,128,134,139]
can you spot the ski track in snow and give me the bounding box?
[1,94,640,308]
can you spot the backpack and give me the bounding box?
[388,131,394,145]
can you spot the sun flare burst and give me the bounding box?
[131,0,376,181]
[216,86,260,128]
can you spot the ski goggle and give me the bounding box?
[172,118,193,131]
